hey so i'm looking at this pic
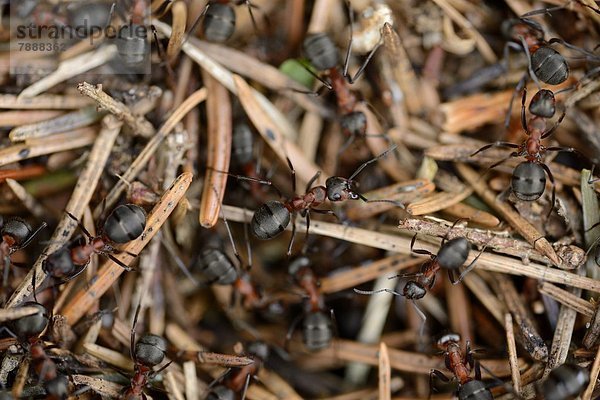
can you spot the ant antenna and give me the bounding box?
[17,222,48,251]
[348,144,398,181]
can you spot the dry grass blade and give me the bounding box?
[8,106,100,142]
[199,72,232,228]
[233,74,324,187]
[166,1,187,63]
[583,342,600,400]
[0,110,63,126]
[83,343,134,371]
[0,306,39,322]
[78,82,155,138]
[164,370,185,400]
[320,255,422,294]
[97,88,206,216]
[6,115,122,307]
[0,128,96,168]
[504,313,521,395]
[455,163,561,266]
[60,172,193,324]
[406,189,472,216]
[183,361,199,400]
[0,94,94,109]
[378,342,391,400]
[257,369,303,400]
[18,45,117,98]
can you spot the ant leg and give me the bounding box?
[186,3,210,41]
[130,299,143,362]
[411,300,427,339]
[302,212,310,255]
[286,157,297,194]
[359,194,405,209]
[504,72,527,130]
[520,4,570,18]
[487,151,520,170]
[540,163,556,217]
[348,144,398,180]
[548,37,600,60]
[65,212,94,240]
[410,234,435,257]
[241,0,260,38]
[284,314,303,351]
[337,134,356,158]
[429,369,451,400]
[218,199,244,268]
[206,369,232,391]
[240,372,251,400]
[541,111,566,139]
[518,36,542,89]
[471,142,519,157]
[521,87,529,134]
[305,171,321,194]
[18,222,47,250]
[455,241,490,283]
[106,254,134,271]
[287,215,297,257]
[442,219,468,245]
[208,167,282,198]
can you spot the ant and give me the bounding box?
[250,145,400,254]
[188,1,260,43]
[0,217,46,288]
[285,257,334,351]
[195,209,265,310]
[302,3,384,155]
[537,363,589,400]
[471,88,581,213]
[42,204,147,283]
[232,122,270,203]
[207,341,268,400]
[355,220,486,330]
[122,301,171,400]
[429,333,492,400]
[6,302,69,400]
[501,4,600,126]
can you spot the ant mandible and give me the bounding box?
[42,204,147,283]
[429,333,492,400]
[471,88,580,212]
[251,145,400,254]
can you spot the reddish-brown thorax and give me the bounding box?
[445,341,472,385]
[234,273,262,309]
[30,342,58,382]
[329,68,357,114]
[122,364,151,400]
[285,186,327,213]
[70,237,107,266]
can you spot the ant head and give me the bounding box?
[529,89,556,118]
[103,204,147,244]
[2,218,33,247]
[402,281,426,300]
[134,333,167,367]
[288,256,310,277]
[326,177,359,202]
[11,302,50,340]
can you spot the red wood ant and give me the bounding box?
[471,88,579,213]
[187,1,260,43]
[1,217,46,288]
[6,302,69,400]
[302,2,384,154]
[232,122,268,203]
[207,341,268,400]
[42,204,147,283]
[538,363,589,400]
[355,220,486,332]
[250,145,400,255]
[285,257,334,351]
[429,333,492,400]
[122,301,171,400]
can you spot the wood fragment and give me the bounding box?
[538,282,594,317]
[378,342,391,400]
[505,313,521,395]
[583,342,600,400]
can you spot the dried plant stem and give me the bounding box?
[61,172,192,324]
[0,306,39,322]
[504,313,521,395]
[222,204,600,293]
[406,189,472,216]
[96,88,206,217]
[78,82,155,138]
[6,116,122,307]
[0,94,94,109]
[538,282,594,317]
[199,72,232,228]
[70,375,122,398]
[455,163,560,265]
[167,0,187,63]
[18,45,118,98]
[583,342,600,400]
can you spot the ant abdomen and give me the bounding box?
[134,333,167,367]
[11,302,49,340]
[511,162,546,201]
[303,311,333,351]
[303,33,339,71]
[203,3,236,43]
[539,364,589,400]
[437,238,471,270]
[531,47,569,85]
[196,247,238,285]
[103,204,147,244]
[458,380,493,400]
[251,201,291,240]
[3,218,33,248]
[232,123,254,165]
